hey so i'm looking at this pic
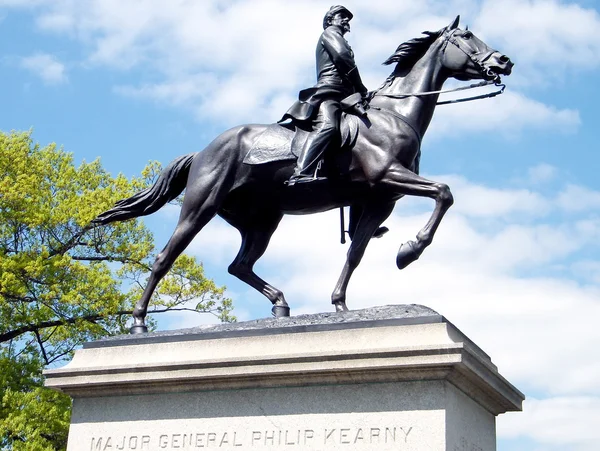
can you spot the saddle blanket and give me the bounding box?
[243,113,360,165]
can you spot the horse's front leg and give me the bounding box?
[331,201,395,311]
[380,163,454,269]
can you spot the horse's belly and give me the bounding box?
[222,179,368,219]
[281,202,342,215]
[278,180,370,214]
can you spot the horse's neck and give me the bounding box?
[373,45,448,137]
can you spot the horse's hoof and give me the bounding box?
[333,301,349,312]
[271,305,290,318]
[373,226,389,239]
[130,324,148,334]
[397,241,420,269]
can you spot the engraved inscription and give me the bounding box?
[89,425,413,449]
[90,435,151,450]
[323,427,412,445]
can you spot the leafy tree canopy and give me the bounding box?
[0,131,234,450]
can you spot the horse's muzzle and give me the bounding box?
[488,52,513,76]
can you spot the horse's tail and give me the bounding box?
[92,153,196,226]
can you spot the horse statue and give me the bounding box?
[93,16,513,333]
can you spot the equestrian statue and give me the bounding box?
[93,9,513,333]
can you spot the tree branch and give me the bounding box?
[35,329,49,366]
[70,256,148,271]
[48,224,93,257]
[0,307,208,343]
[0,291,37,303]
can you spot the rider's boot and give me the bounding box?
[287,126,333,186]
[287,101,340,186]
[287,140,327,185]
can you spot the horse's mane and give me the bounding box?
[378,29,443,89]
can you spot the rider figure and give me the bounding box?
[282,5,368,186]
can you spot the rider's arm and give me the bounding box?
[321,28,368,94]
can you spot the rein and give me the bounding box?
[373,79,506,105]
[437,81,505,105]
[373,28,506,106]
[368,80,505,147]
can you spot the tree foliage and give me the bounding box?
[0,131,234,450]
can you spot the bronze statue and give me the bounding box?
[282,5,367,186]
[93,16,513,333]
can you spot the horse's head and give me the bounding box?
[440,16,513,82]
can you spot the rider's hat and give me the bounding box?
[323,5,353,29]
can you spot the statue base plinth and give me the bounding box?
[44,305,523,450]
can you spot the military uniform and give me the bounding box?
[282,6,367,184]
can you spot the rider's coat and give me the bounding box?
[280,25,367,122]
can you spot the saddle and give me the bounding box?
[243,93,365,166]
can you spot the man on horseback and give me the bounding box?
[94,15,514,331]
[282,5,368,186]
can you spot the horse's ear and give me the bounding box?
[448,15,460,30]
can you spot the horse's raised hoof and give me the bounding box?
[397,241,420,269]
[130,324,148,334]
[271,304,290,318]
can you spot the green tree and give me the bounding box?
[0,131,234,450]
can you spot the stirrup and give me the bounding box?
[286,158,326,186]
[285,175,326,186]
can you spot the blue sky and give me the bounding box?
[2,0,600,449]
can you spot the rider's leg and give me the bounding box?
[289,100,341,183]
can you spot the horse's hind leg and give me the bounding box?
[225,212,289,317]
[131,163,230,333]
[332,201,395,311]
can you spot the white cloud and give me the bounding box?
[438,174,552,218]
[3,0,590,132]
[428,90,580,139]
[476,0,600,81]
[154,304,224,331]
[20,53,67,84]
[528,163,557,184]
[570,260,600,284]
[557,184,600,212]
[499,397,600,450]
[35,10,74,31]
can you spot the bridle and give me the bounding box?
[444,28,500,83]
[373,28,506,106]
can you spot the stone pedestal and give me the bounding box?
[44,305,523,450]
